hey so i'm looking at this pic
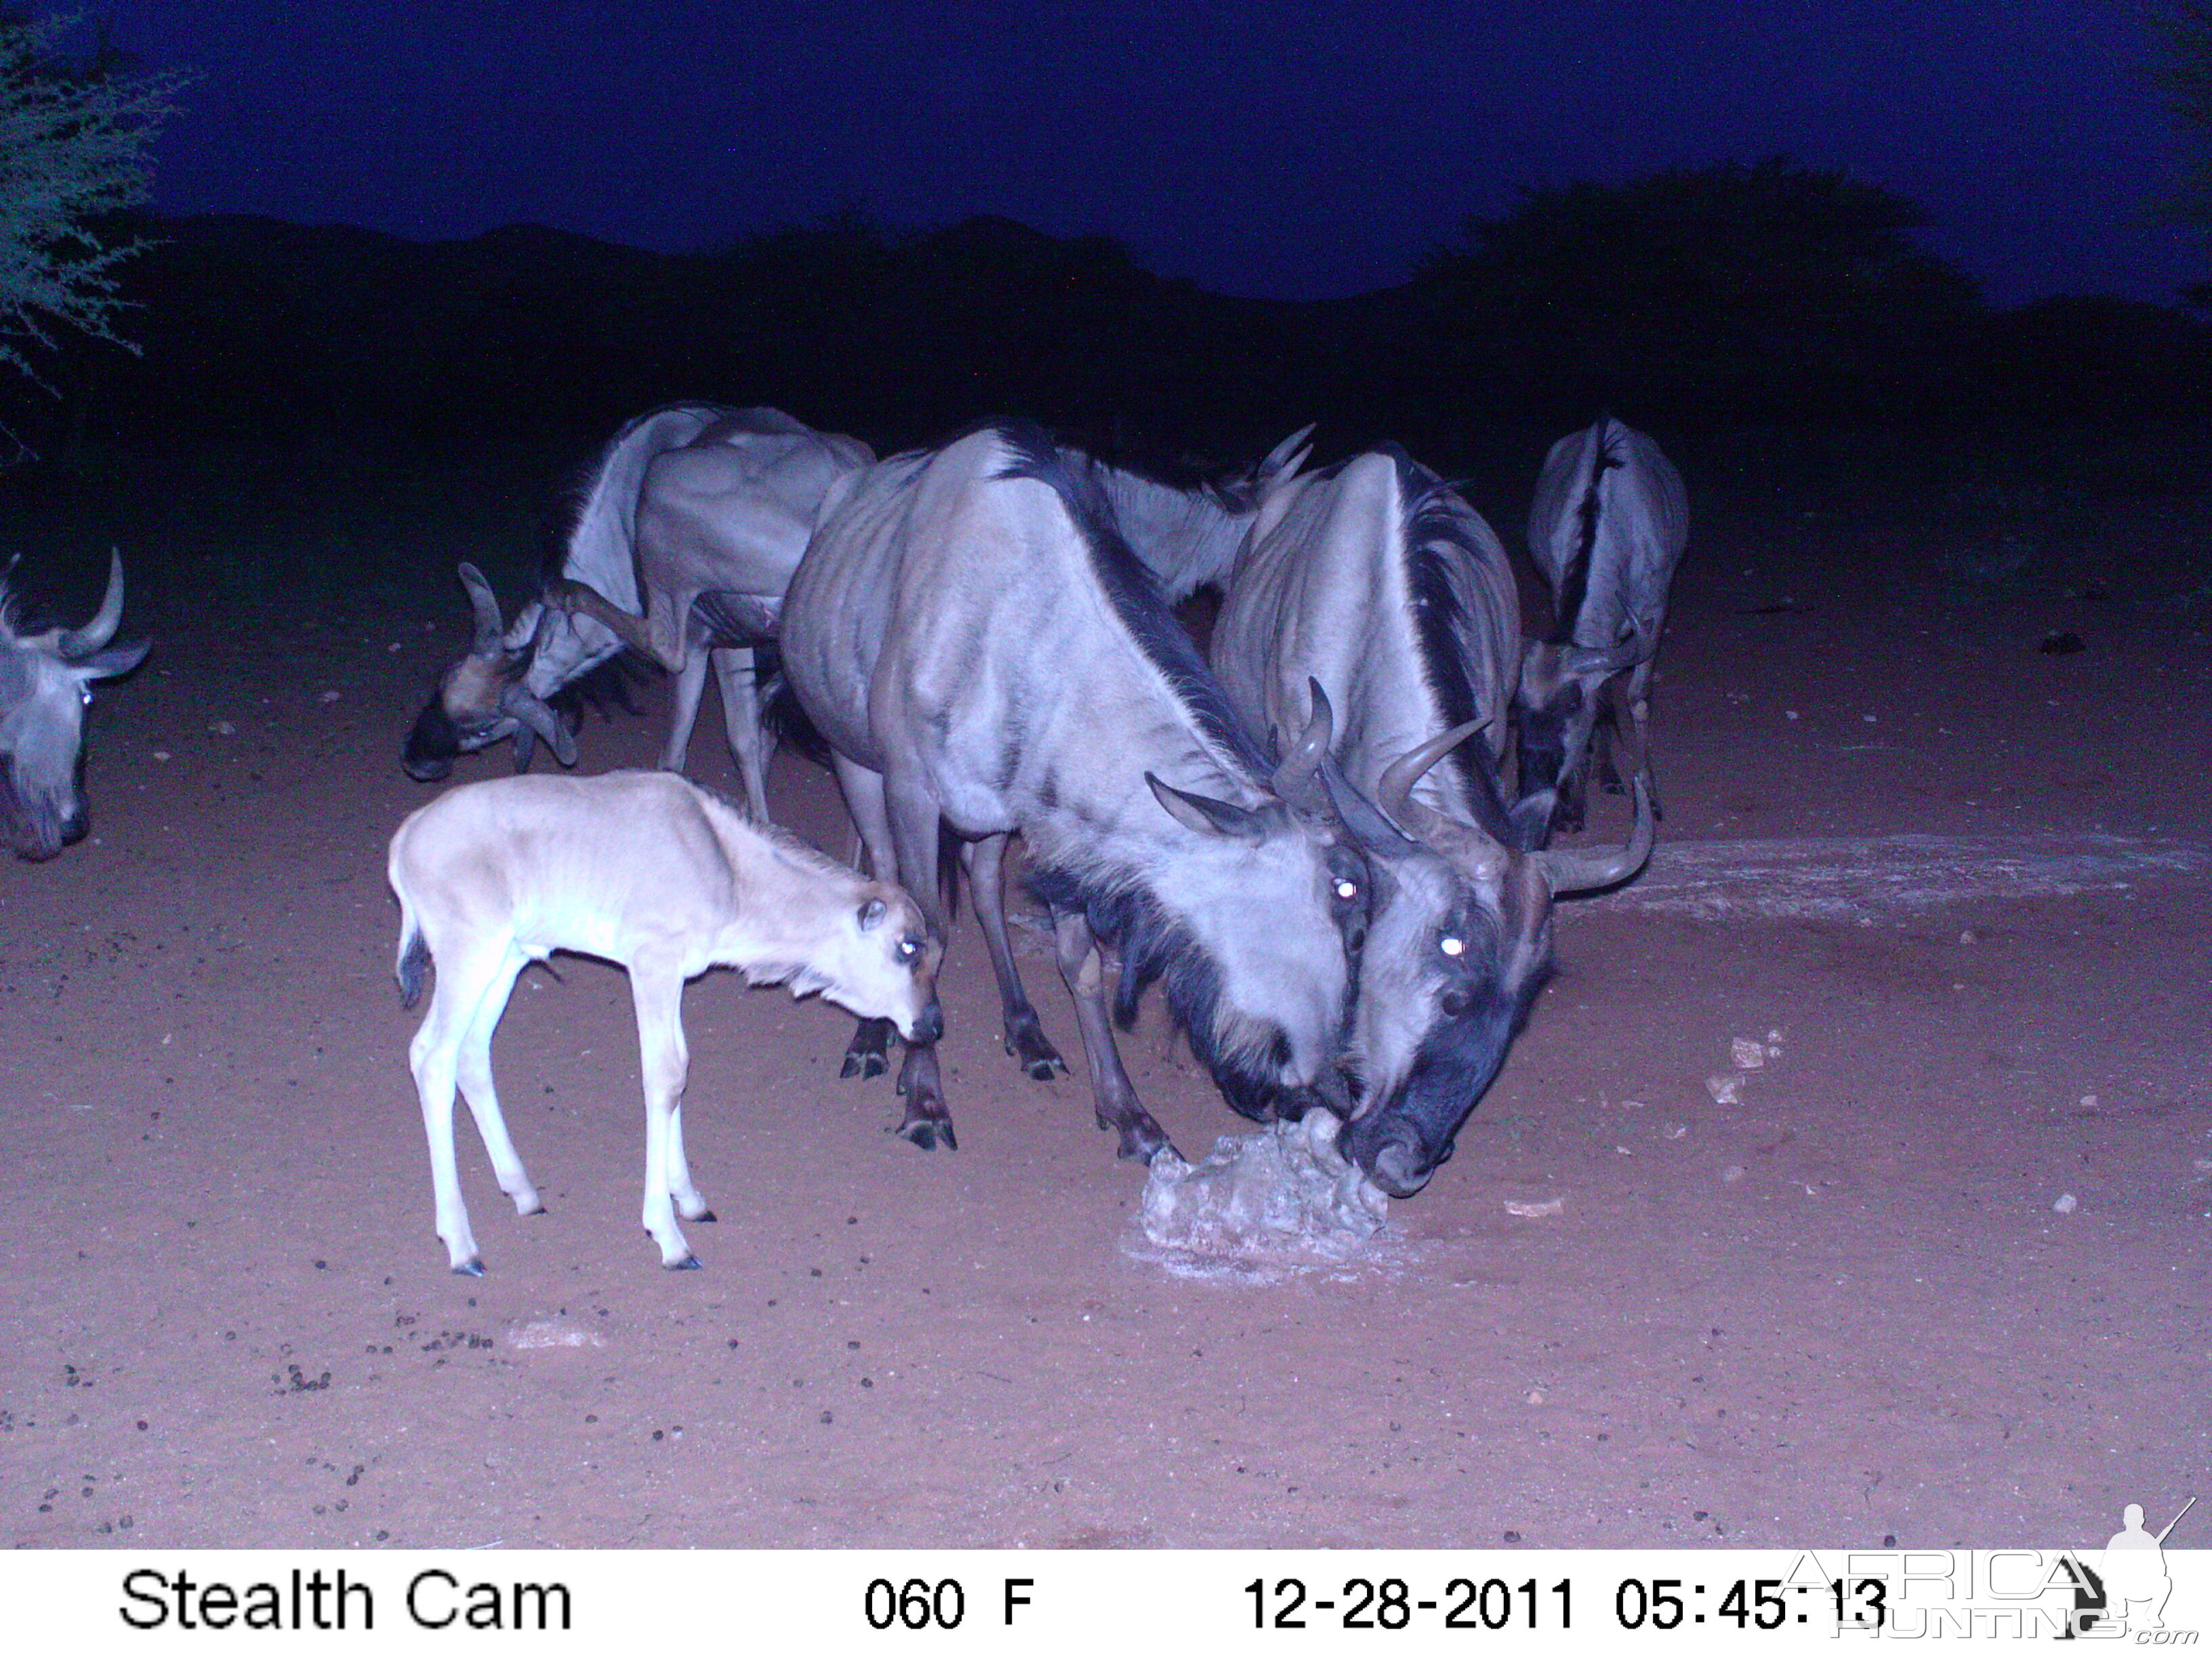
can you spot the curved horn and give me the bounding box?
[1536,770,1656,895]
[1271,678,1334,804]
[1319,757,1420,859]
[457,562,505,653]
[1256,422,1316,483]
[1374,720,1510,880]
[501,683,577,768]
[58,550,125,659]
[1557,638,1642,678]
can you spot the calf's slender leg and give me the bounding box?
[666,1102,714,1224]
[961,832,1066,1080]
[1050,907,1171,1164]
[630,961,700,1267]
[452,945,544,1219]
[408,938,515,1274]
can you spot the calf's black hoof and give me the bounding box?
[668,1254,703,1271]
[452,1258,486,1278]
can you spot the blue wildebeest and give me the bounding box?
[0,550,148,860]
[390,770,941,1273]
[1519,415,1688,834]
[773,421,1392,1160]
[403,405,873,820]
[1212,447,1652,1195]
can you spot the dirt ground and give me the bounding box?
[1,454,2207,1551]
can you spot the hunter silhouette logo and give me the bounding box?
[2061,1497,2196,1639]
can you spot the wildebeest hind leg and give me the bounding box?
[1052,908,1172,1164]
[884,769,959,1151]
[962,833,1067,1080]
[834,755,899,1078]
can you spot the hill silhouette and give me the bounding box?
[14,179,2209,478]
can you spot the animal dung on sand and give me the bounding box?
[1140,1111,1388,1256]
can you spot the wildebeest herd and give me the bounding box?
[8,407,1689,1272]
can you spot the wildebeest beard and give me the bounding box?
[1028,864,1343,1122]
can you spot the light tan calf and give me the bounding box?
[389,770,940,1273]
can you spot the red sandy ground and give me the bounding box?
[1,468,2205,1551]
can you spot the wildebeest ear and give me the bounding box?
[1147,772,1263,841]
[857,897,888,931]
[68,638,150,682]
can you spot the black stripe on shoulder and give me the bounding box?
[990,422,1269,777]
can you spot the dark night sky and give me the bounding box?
[92,0,2206,306]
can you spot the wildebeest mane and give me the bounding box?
[1028,864,1282,1120]
[988,419,1271,777]
[1388,445,1524,846]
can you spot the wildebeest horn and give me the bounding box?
[1257,422,1316,482]
[1319,758,1420,859]
[1271,678,1334,802]
[1558,639,1641,678]
[501,683,577,768]
[58,550,125,659]
[1374,720,1509,880]
[546,577,670,669]
[457,562,505,653]
[1535,770,1656,895]
[1147,772,1263,841]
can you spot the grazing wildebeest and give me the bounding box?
[1519,415,1688,833]
[775,421,1392,1161]
[390,770,941,1273]
[0,550,148,860]
[1212,447,1653,1195]
[403,405,873,820]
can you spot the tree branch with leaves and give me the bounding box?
[0,12,183,383]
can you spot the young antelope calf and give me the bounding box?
[389,770,942,1273]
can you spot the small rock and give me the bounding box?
[318,689,341,703]
[2052,1193,2078,1215]
[152,750,171,762]
[2081,1094,2098,1109]
[209,720,235,736]
[1705,1073,1742,1105]
[1721,1165,1746,1183]
[1664,1124,1688,1140]
[1958,929,1978,945]
[1504,1197,1564,1218]
[1730,1038,1766,1070]
[2038,630,2085,655]
[1524,1389,1546,1406]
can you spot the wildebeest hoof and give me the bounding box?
[897,1118,957,1153]
[668,1254,703,1271]
[521,1202,548,1217]
[452,1258,486,1277]
[1003,1022,1068,1081]
[691,1208,718,1224]
[842,1049,888,1080]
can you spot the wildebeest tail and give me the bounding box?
[755,643,834,769]
[1551,415,1620,644]
[396,908,432,1009]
